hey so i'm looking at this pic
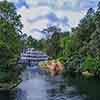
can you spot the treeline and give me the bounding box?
[0,1,24,83]
[30,1,100,77]
[2,0,100,80]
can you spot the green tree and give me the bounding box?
[81,55,96,71]
[0,1,23,83]
[26,35,39,48]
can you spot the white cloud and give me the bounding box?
[0,0,96,40]
[30,31,45,40]
[25,0,49,7]
[25,0,39,6]
[66,11,86,28]
[31,19,49,29]
[67,0,79,8]
[18,6,51,40]
[18,4,86,39]
[56,0,65,7]
[18,6,50,18]
[24,0,79,9]
[3,0,20,3]
[55,10,86,29]
[17,0,95,40]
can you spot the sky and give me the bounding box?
[2,0,100,40]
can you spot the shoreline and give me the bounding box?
[0,80,22,91]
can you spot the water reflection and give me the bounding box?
[0,65,100,100]
[17,66,48,100]
[16,65,85,100]
[0,91,11,100]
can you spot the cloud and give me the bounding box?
[3,0,99,39]
[55,10,86,29]
[30,31,46,40]
[18,6,86,39]
[18,6,71,40]
[1,0,99,10]
[18,6,51,40]
[79,0,98,10]
[67,0,79,8]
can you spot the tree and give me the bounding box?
[42,26,61,39]
[97,1,100,11]
[26,35,39,48]
[0,1,23,54]
[81,55,96,71]
[0,1,23,83]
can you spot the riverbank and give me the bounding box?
[0,79,22,91]
[39,59,100,79]
[62,69,100,80]
[0,64,24,91]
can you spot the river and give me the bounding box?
[1,65,100,100]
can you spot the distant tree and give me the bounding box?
[42,26,61,39]
[86,8,95,16]
[97,1,100,11]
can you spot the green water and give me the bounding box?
[65,76,100,100]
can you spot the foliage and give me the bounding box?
[33,1,100,77]
[16,1,100,77]
[81,55,96,71]
[0,1,23,83]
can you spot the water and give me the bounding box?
[16,65,85,100]
[1,65,100,100]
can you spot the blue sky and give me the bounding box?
[2,0,99,40]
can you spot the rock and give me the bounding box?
[82,71,94,78]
